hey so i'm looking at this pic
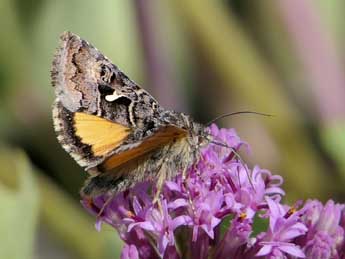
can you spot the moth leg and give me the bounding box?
[182,153,198,183]
[152,144,174,204]
[152,161,167,205]
[96,190,117,218]
[182,166,188,182]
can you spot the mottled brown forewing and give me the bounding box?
[51,32,203,199]
[51,32,186,173]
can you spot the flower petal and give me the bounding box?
[128,221,155,232]
[172,215,192,230]
[121,244,139,259]
[256,245,273,256]
[168,198,188,210]
[279,244,305,258]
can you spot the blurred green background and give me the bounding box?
[1,0,345,258]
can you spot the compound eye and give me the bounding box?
[199,134,212,147]
[100,64,115,84]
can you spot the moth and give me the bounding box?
[51,31,212,200]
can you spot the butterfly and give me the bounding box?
[51,32,211,200]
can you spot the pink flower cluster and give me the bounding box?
[82,125,345,259]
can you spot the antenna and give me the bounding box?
[210,140,255,191]
[206,111,272,126]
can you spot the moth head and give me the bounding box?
[189,122,211,148]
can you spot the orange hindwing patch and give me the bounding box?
[74,112,131,156]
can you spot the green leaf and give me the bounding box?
[0,148,39,259]
[251,213,269,237]
[219,214,234,240]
